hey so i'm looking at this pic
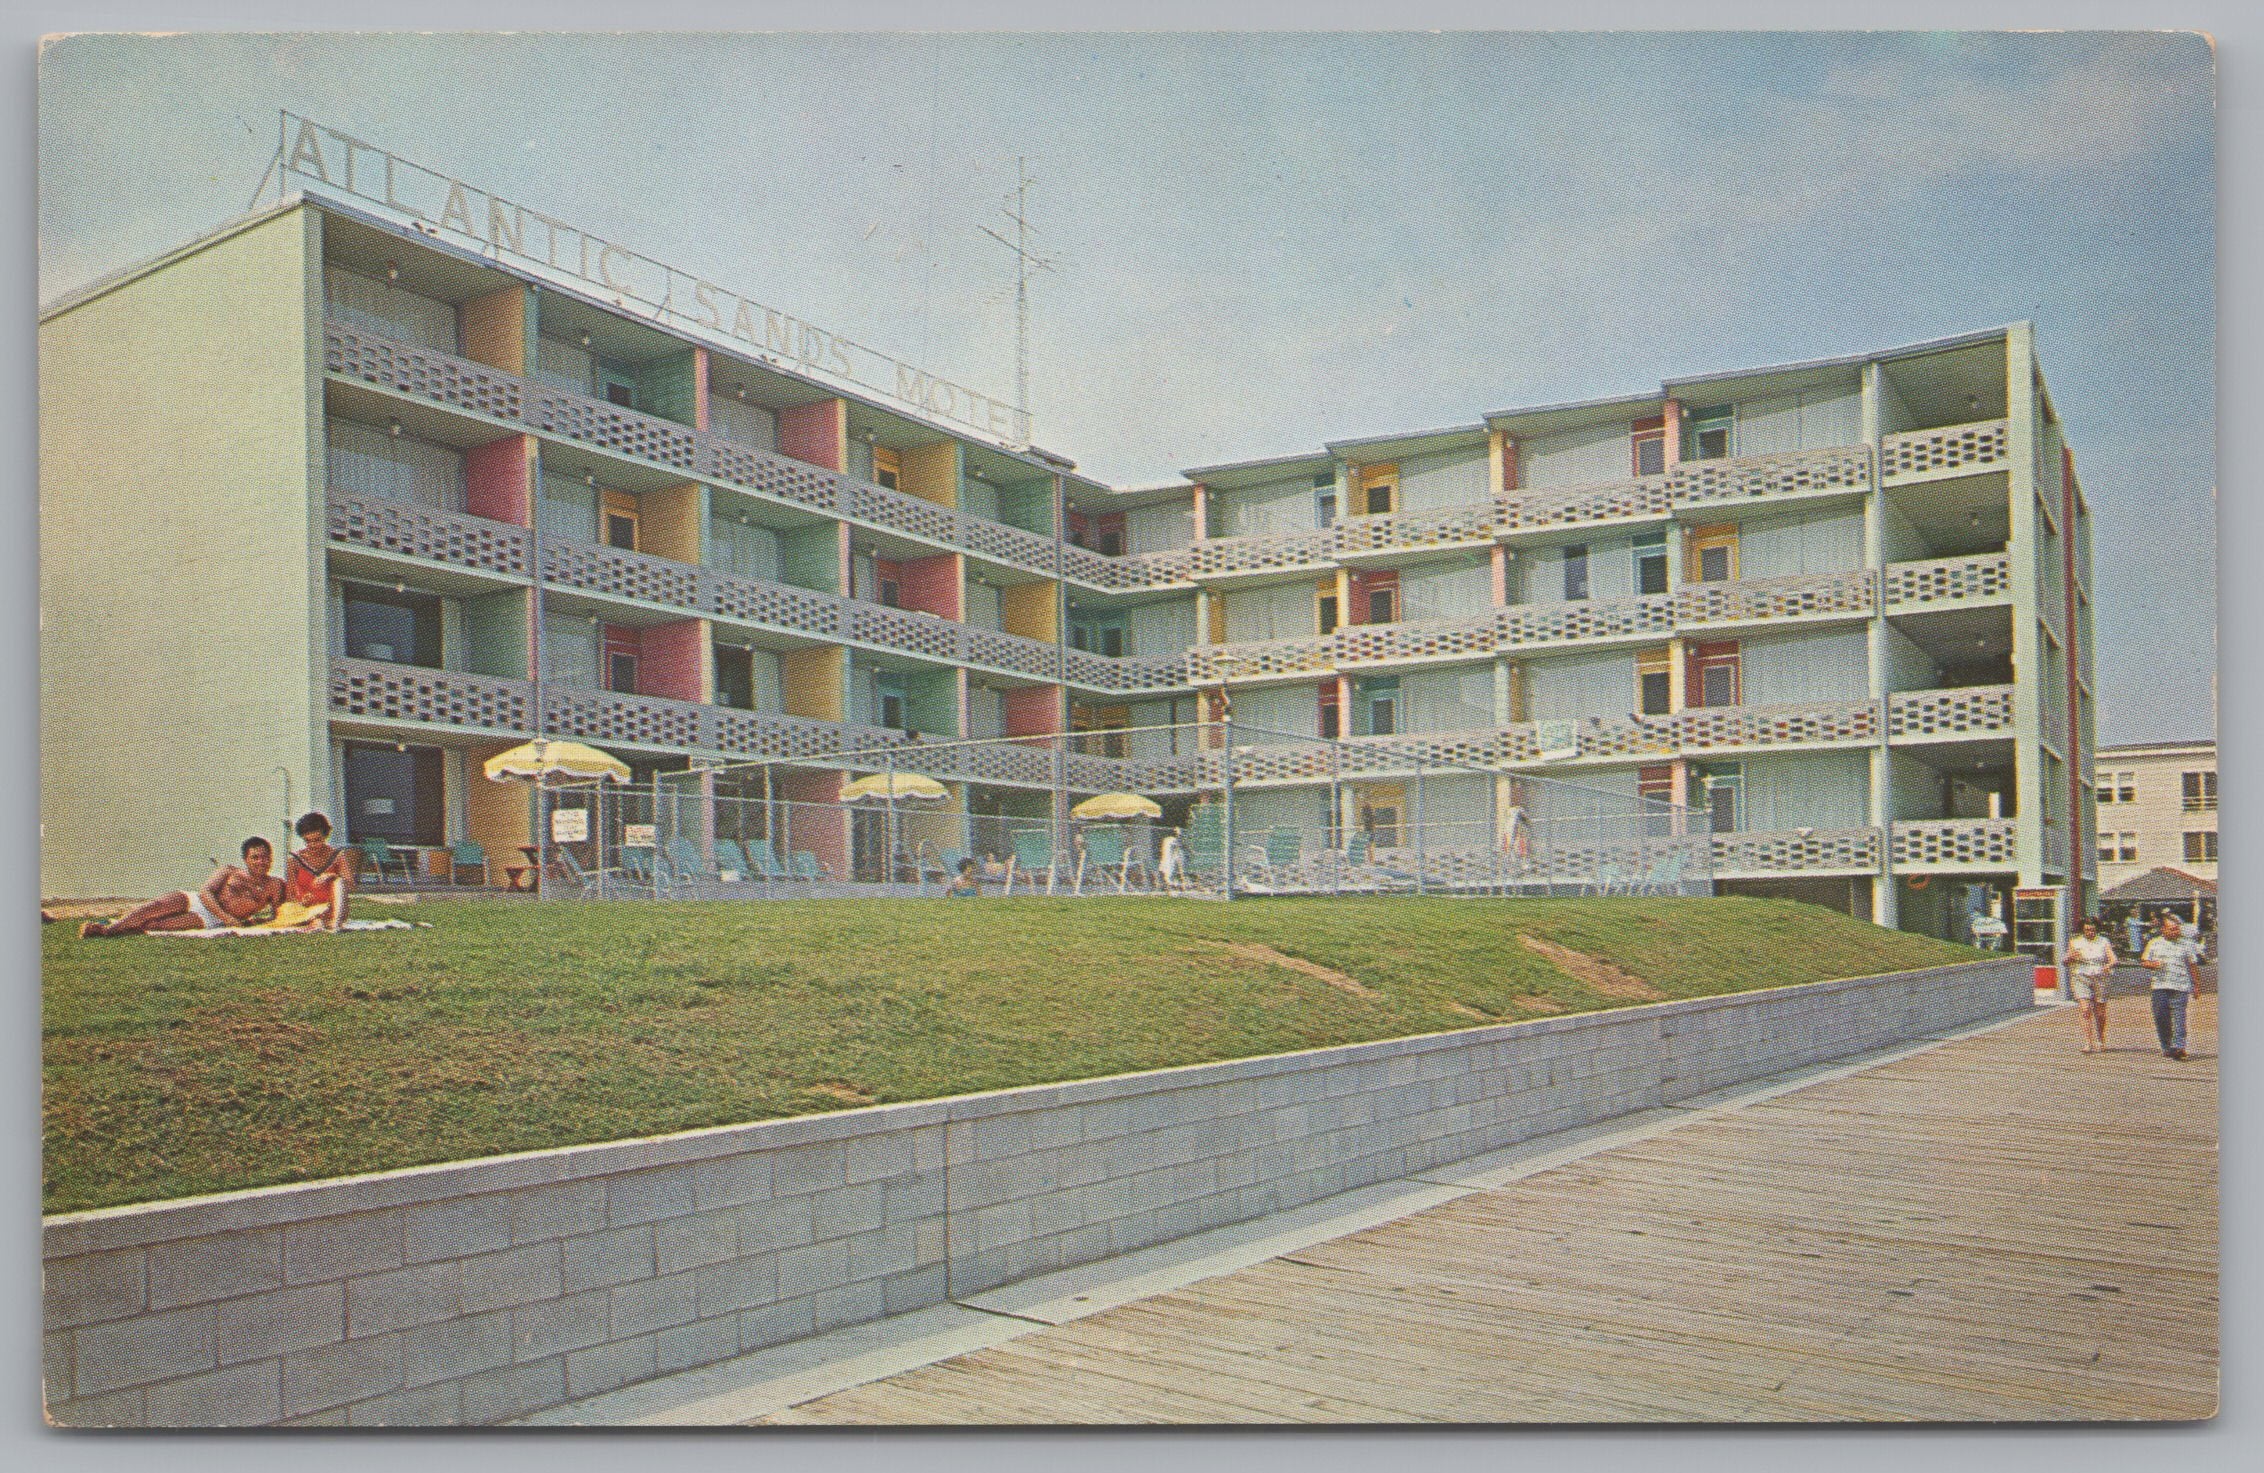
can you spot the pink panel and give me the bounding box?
[1002,685,1060,737]
[691,349,710,432]
[641,619,706,703]
[899,553,962,621]
[777,399,845,471]
[774,768,849,879]
[465,435,530,526]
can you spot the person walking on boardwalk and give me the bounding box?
[2140,913,2207,1060]
[2064,916,2118,1054]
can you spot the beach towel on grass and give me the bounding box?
[152,917,432,938]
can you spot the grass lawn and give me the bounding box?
[43,895,1986,1214]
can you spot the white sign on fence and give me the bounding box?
[550,807,590,843]
[1534,719,1579,762]
[623,823,656,848]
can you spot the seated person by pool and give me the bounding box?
[80,838,286,937]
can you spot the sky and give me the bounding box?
[36,28,2216,746]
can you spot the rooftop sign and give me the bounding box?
[275,112,1032,449]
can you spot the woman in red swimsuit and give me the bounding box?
[286,811,356,931]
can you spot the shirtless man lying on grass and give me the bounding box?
[80,837,286,937]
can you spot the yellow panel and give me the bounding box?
[1688,522,1740,580]
[1002,579,1058,643]
[459,285,527,375]
[900,441,959,508]
[465,742,533,884]
[1356,462,1398,515]
[781,646,845,721]
[1666,637,1686,712]
[641,482,703,565]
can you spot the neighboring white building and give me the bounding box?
[2094,740,2216,891]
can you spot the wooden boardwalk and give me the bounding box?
[759,994,2218,1423]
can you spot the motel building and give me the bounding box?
[39,178,2098,939]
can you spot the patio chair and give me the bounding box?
[1592,858,1631,897]
[555,846,625,900]
[1076,827,1132,894]
[667,837,723,893]
[1263,826,1306,892]
[357,837,413,887]
[742,837,795,884]
[1006,828,1063,895]
[789,850,830,882]
[620,846,674,896]
[448,840,488,886]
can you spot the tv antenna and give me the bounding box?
[978,157,1066,450]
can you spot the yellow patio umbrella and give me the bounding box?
[1072,791,1164,822]
[839,772,950,802]
[482,739,632,785]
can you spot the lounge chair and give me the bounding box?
[620,846,675,896]
[742,837,794,885]
[1006,828,1063,895]
[667,837,724,893]
[357,837,413,887]
[1075,827,1132,894]
[449,840,487,886]
[789,850,829,882]
[555,846,624,900]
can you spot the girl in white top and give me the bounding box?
[2064,916,2119,1054]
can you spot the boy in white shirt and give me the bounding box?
[2140,914,2207,1060]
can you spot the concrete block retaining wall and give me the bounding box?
[44,958,2029,1426]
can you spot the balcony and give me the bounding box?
[1497,474,1673,533]
[1891,817,2017,869]
[1187,635,1337,685]
[1671,699,1879,753]
[1186,527,1336,581]
[1665,444,1872,508]
[326,492,532,579]
[1674,568,1874,628]
[1879,419,2010,484]
[1333,501,1499,559]
[1711,827,1882,877]
[1496,594,1674,650]
[1882,551,2011,609]
[1332,613,1498,669]
[1887,684,2016,741]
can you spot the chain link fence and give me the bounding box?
[520,721,1712,902]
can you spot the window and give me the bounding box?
[1366,585,1397,625]
[596,358,637,409]
[1632,425,1666,477]
[1632,533,1668,596]
[342,586,443,668]
[1314,473,1338,528]
[342,742,446,846]
[1097,527,1124,556]
[1686,408,1733,461]
[1318,691,1341,740]
[1690,524,1738,583]
[1700,663,1737,707]
[1358,464,1397,516]
[1562,544,1590,601]
[1317,593,1340,635]
[2099,832,2138,864]
[1639,670,1672,715]
[2112,770,2136,804]
[1699,766,1741,834]
[602,489,639,552]
[2184,831,2217,864]
[714,645,754,710]
[605,651,638,694]
[877,675,908,732]
[872,446,902,492]
[877,576,901,608]
[1359,678,1400,737]
[2182,771,2216,812]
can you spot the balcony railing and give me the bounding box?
[1711,827,1882,875]
[1187,635,1338,684]
[329,657,531,733]
[1674,568,1874,626]
[1887,684,2016,740]
[1333,500,1498,557]
[1666,444,1872,506]
[1879,419,2010,482]
[1332,613,1498,668]
[1882,551,2011,608]
[1672,699,1880,752]
[1497,475,1673,531]
[1496,594,1675,650]
[326,491,531,578]
[1187,526,1337,580]
[1891,817,2017,868]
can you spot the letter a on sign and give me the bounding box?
[288,119,329,183]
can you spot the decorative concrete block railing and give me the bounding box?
[1890,817,2017,869]
[1332,614,1499,668]
[1496,594,1674,650]
[1887,684,2016,740]
[1333,501,1498,557]
[1879,419,2010,483]
[1666,445,1872,507]
[327,492,532,578]
[1711,826,1883,876]
[1882,551,2011,608]
[1186,635,1338,684]
[43,959,2032,1427]
[1186,527,1336,580]
[1671,698,1880,752]
[1675,568,1874,627]
[1497,474,1674,531]
[328,659,532,736]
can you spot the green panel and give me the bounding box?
[40,205,324,897]
[905,669,960,738]
[998,480,1055,536]
[779,523,841,593]
[463,590,528,680]
[639,349,700,427]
